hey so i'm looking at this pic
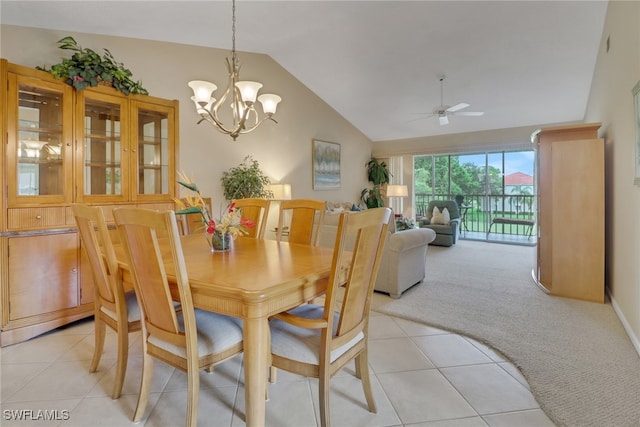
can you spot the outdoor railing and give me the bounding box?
[415,193,536,237]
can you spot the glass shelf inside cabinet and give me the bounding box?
[138,108,169,195]
[83,99,122,196]
[17,85,64,196]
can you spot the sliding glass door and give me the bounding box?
[414,149,535,243]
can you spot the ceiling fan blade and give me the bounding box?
[446,103,469,113]
[407,112,437,123]
[455,111,484,116]
[439,115,449,126]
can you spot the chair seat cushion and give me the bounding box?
[270,304,364,364]
[149,310,243,358]
[101,290,141,323]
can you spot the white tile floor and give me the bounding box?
[1,313,555,427]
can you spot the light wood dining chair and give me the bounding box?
[72,204,142,399]
[269,207,392,427]
[276,199,326,246]
[113,207,243,427]
[178,197,212,235]
[232,198,271,239]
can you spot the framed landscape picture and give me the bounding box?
[312,139,341,190]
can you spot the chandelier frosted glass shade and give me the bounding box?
[234,81,262,104]
[189,80,218,105]
[258,94,282,114]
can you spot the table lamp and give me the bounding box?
[269,183,292,201]
[386,184,408,217]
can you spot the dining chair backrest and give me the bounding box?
[277,199,326,246]
[179,196,212,235]
[114,207,189,343]
[326,207,391,345]
[232,198,271,239]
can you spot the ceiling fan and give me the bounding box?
[421,75,484,126]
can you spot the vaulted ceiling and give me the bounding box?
[1,1,608,142]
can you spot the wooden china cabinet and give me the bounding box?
[0,59,179,346]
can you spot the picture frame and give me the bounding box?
[312,139,341,190]
[634,80,640,185]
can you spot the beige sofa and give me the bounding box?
[318,210,436,298]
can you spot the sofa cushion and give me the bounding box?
[325,201,364,213]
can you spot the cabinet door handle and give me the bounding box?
[35,215,42,220]
[71,268,77,273]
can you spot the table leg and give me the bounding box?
[243,317,268,427]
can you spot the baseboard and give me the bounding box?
[608,286,640,357]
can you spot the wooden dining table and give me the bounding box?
[118,233,334,427]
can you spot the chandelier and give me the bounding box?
[188,0,281,141]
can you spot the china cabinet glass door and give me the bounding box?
[7,74,73,205]
[131,100,174,201]
[76,91,130,202]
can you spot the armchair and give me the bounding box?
[418,200,461,247]
[374,220,436,298]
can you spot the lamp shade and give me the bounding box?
[235,81,263,104]
[386,184,408,197]
[188,80,217,106]
[258,94,282,115]
[269,183,291,200]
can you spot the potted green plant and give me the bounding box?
[221,156,273,201]
[36,36,148,95]
[360,158,391,208]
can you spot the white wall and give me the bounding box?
[584,1,640,351]
[0,25,372,216]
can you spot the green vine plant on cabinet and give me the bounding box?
[36,36,148,95]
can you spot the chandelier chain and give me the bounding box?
[231,0,236,55]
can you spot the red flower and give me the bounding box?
[206,220,216,234]
[241,218,255,228]
[72,75,84,83]
[228,202,236,213]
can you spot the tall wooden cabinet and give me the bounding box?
[0,59,179,345]
[532,123,604,303]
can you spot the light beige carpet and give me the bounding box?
[374,240,640,427]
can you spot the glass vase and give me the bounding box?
[210,231,232,252]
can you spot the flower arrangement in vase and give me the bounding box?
[175,171,254,251]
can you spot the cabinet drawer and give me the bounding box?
[8,207,69,230]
